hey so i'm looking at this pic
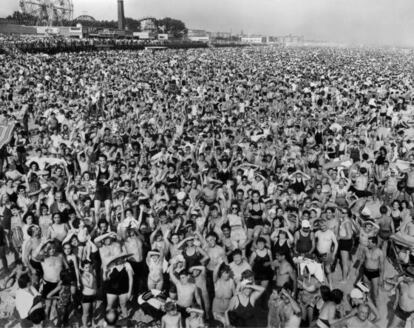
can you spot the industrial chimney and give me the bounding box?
[118,0,125,30]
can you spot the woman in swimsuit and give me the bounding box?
[226,281,265,328]
[62,240,81,303]
[47,212,69,243]
[245,190,265,238]
[180,236,209,270]
[390,200,402,231]
[104,254,134,319]
[338,209,353,281]
[270,226,294,264]
[377,205,394,254]
[226,203,248,251]
[250,237,273,289]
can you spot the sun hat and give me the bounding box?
[94,232,117,244]
[106,253,133,268]
[350,288,364,299]
[301,220,311,228]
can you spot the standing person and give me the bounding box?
[38,240,67,320]
[250,237,273,290]
[360,237,384,306]
[273,251,297,294]
[168,264,202,320]
[94,154,113,223]
[205,232,226,311]
[229,249,252,285]
[388,269,414,328]
[315,219,338,286]
[123,227,146,297]
[81,260,97,328]
[294,219,315,257]
[104,253,134,319]
[212,263,235,325]
[225,280,265,328]
[337,209,353,281]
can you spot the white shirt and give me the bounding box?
[15,287,39,319]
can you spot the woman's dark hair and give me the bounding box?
[60,270,73,286]
[330,289,344,304]
[18,273,31,289]
[320,285,331,302]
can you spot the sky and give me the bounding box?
[2,0,414,46]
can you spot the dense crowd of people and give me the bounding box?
[0,42,414,328]
[0,35,209,55]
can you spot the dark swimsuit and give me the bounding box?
[95,166,111,201]
[105,266,129,295]
[247,204,263,229]
[228,295,256,328]
[252,250,273,281]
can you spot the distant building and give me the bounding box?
[133,31,155,40]
[241,36,266,44]
[188,29,210,42]
[35,25,85,38]
[140,18,157,32]
[157,33,169,40]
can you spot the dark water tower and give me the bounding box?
[118,0,125,30]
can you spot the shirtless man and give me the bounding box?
[388,270,414,328]
[403,217,414,238]
[201,180,221,205]
[189,266,210,317]
[277,286,301,328]
[315,219,338,285]
[229,249,252,285]
[205,232,226,310]
[39,240,68,319]
[273,251,297,295]
[341,304,380,328]
[95,232,122,276]
[124,227,145,296]
[169,265,202,319]
[361,237,384,305]
[162,301,183,328]
[405,164,414,203]
[22,225,42,285]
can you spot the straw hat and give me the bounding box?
[189,265,204,273]
[186,307,204,314]
[94,232,117,244]
[148,249,161,257]
[106,253,133,268]
[62,231,77,246]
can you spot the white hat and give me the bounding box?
[361,208,372,217]
[301,220,311,228]
[356,281,370,293]
[350,288,364,299]
[176,191,186,200]
[94,232,117,244]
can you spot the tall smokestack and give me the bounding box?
[118,0,125,30]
